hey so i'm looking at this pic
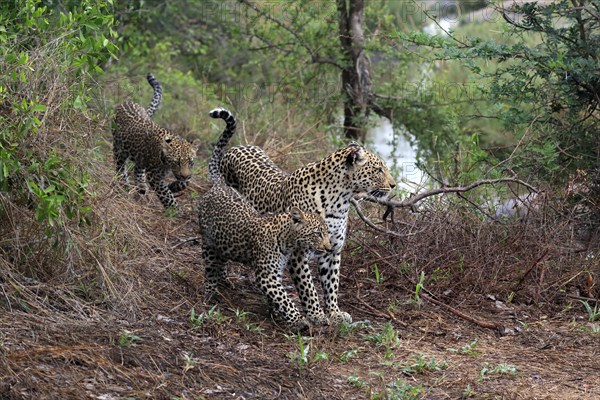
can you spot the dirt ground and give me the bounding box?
[1,190,599,400]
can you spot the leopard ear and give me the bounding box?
[346,146,368,169]
[289,206,305,224]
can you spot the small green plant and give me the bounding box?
[288,334,310,368]
[189,305,227,329]
[580,300,600,322]
[401,354,447,375]
[117,330,141,347]
[233,308,263,332]
[339,348,359,362]
[339,319,370,338]
[413,271,425,306]
[288,334,329,368]
[373,262,382,284]
[386,379,426,400]
[347,373,367,389]
[234,308,248,323]
[365,321,400,348]
[365,321,400,361]
[463,384,476,398]
[398,261,412,274]
[449,339,480,356]
[189,307,205,329]
[182,352,197,372]
[312,350,329,362]
[479,363,518,381]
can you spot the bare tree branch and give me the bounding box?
[355,177,537,209]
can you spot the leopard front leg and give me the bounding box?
[168,177,190,194]
[288,248,328,326]
[146,168,177,208]
[318,250,352,324]
[113,140,129,183]
[255,258,308,333]
[134,165,148,195]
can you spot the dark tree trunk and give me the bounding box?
[337,0,372,142]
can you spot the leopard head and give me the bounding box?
[344,143,396,198]
[161,135,199,180]
[289,207,332,252]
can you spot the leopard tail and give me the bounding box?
[146,73,163,117]
[208,108,237,184]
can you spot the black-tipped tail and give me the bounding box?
[146,73,163,118]
[208,108,236,183]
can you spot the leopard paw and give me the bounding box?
[307,313,330,326]
[328,310,352,325]
[289,317,310,333]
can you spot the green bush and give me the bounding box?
[0,0,117,233]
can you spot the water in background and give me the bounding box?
[367,116,424,190]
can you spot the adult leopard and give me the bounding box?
[199,108,331,332]
[112,74,198,208]
[219,133,396,324]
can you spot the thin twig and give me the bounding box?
[172,237,201,250]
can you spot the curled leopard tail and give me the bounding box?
[208,108,236,184]
[146,73,162,117]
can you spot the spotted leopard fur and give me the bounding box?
[219,134,396,324]
[198,108,331,332]
[112,74,197,208]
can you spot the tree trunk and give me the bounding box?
[337,0,372,142]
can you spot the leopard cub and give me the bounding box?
[112,74,198,208]
[198,108,331,332]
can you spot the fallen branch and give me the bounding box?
[386,282,502,332]
[421,293,502,332]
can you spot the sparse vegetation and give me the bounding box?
[117,330,141,348]
[449,339,481,356]
[479,363,518,381]
[580,300,600,322]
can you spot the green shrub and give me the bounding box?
[0,0,117,233]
